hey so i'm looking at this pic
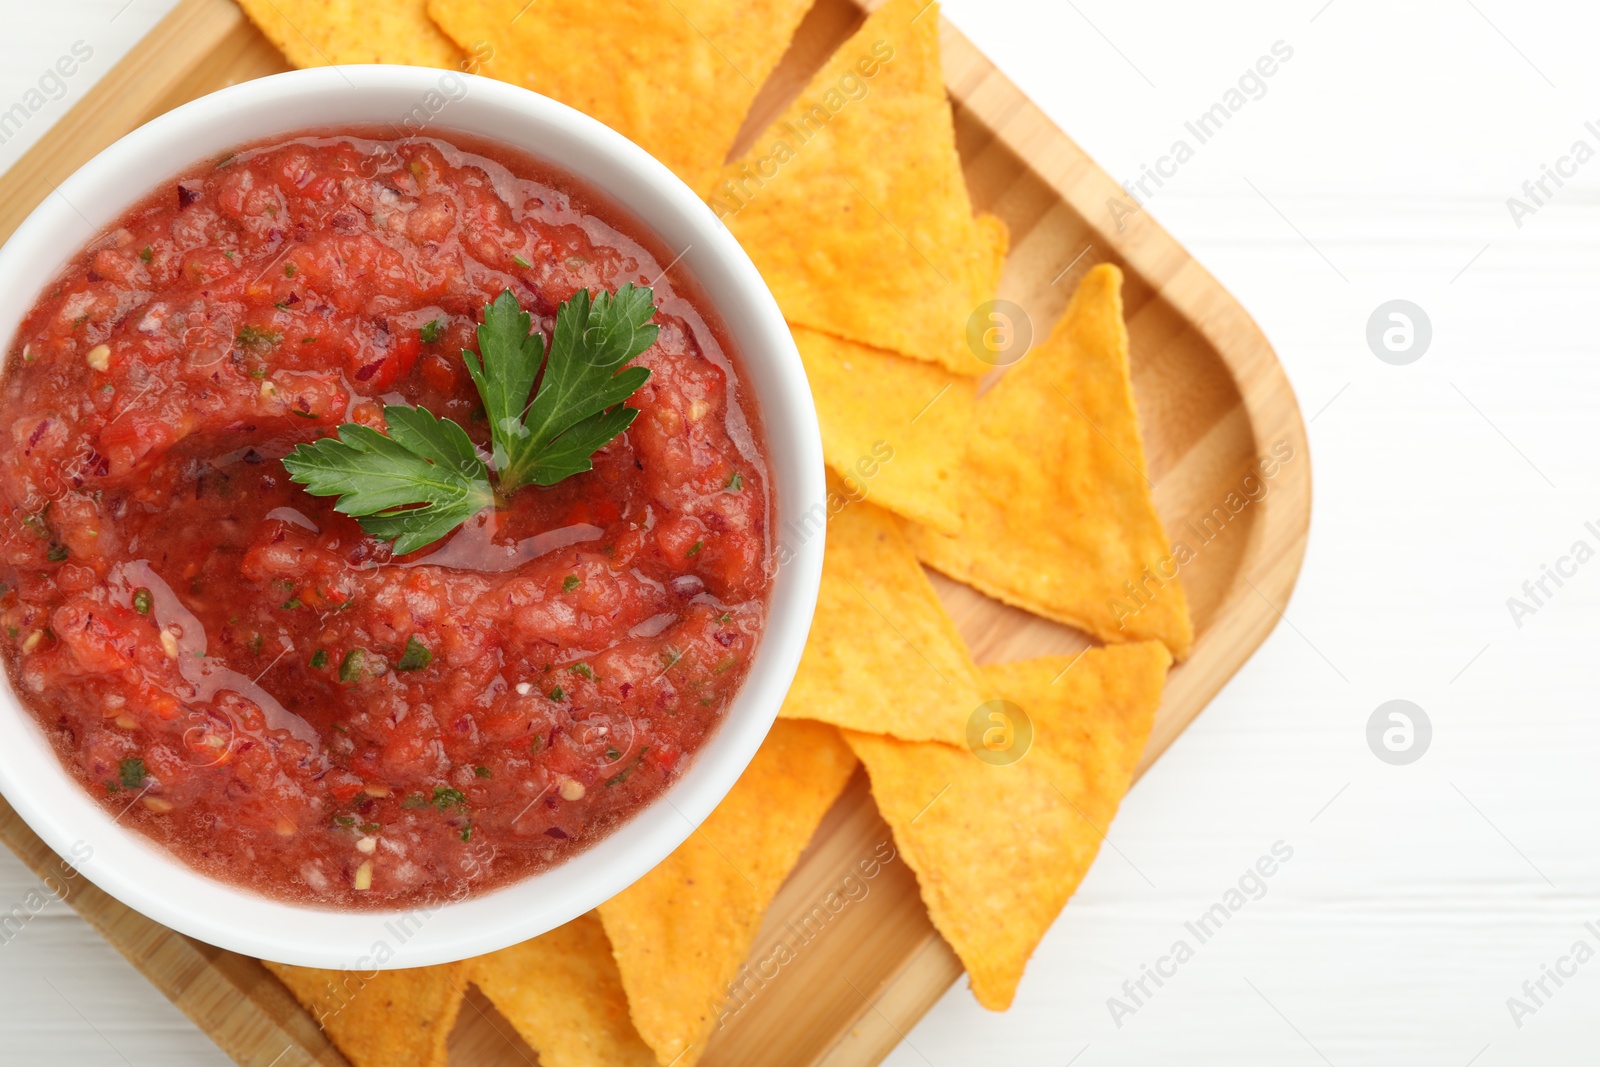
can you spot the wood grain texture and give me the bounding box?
[0,0,1309,1064]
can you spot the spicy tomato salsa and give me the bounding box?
[0,130,773,907]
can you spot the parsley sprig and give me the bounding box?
[282,286,656,555]
[467,285,657,490]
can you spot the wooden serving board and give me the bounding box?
[0,0,1311,1064]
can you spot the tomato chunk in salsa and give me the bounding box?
[0,131,773,907]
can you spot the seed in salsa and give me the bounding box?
[0,129,775,908]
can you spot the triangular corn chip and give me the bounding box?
[845,641,1170,1010]
[713,0,1003,375]
[598,719,857,1066]
[779,496,982,742]
[975,212,1011,298]
[239,0,465,67]
[469,913,657,1067]
[909,264,1195,658]
[427,0,814,198]
[264,960,467,1067]
[794,325,976,535]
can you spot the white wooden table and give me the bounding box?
[4,2,1600,1064]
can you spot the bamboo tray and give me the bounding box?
[0,0,1311,1064]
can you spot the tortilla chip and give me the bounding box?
[598,719,857,1066]
[427,0,814,198]
[779,497,982,743]
[264,960,467,1067]
[469,913,656,1067]
[975,212,1010,298]
[909,264,1195,659]
[794,325,975,535]
[845,641,1171,1010]
[714,0,1001,375]
[238,0,465,68]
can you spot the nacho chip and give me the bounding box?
[779,496,982,743]
[264,960,467,1067]
[427,0,813,199]
[845,641,1171,1010]
[909,264,1195,658]
[794,325,975,534]
[598,719,857,1066]
[975,212,1011,299]
[238,0,465,68]
[714,0,1002,375]
[470,913,656,1067]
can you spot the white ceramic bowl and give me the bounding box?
[0,66,823,967]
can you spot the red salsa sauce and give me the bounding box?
[0,130,774,907]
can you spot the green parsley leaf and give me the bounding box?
[419,318,443,344]
[237,325,281,351]
[338,647,367,683]
[119,757,147,790]
[139,245,153,264]
[464,286,657,491]
[511,253,532,268]
[282,406,495,555]
[132,588,153,615]
[280,288,656,555]
[606,746,649,787]
[433,786,468,811]
[396,635,432,671]
[725,471,743,492]
[20,507,48,538]
[474,765,492,778]
[310,648,328,669]
[46,543,68,562]
[562,574,581,592]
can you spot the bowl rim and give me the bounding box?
[0,64,824,967]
